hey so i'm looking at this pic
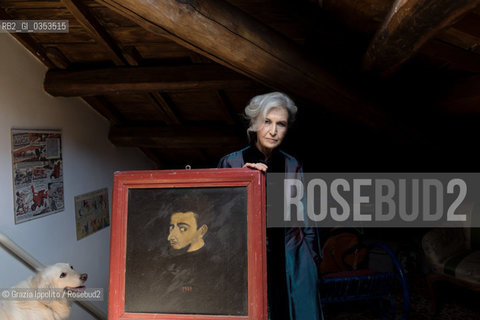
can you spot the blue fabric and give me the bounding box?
[218,146,324,320]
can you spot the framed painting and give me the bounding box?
[109,168,266,320]
[11,128,64,223]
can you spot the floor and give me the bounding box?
[322,274,480,320]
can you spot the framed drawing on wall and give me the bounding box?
[109,168,267,320]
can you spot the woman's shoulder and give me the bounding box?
[217,146,250,168]
[278,149,300,164]
[278,149,303,172]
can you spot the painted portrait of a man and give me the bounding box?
[168,211,208,252]
[124,187,248,315]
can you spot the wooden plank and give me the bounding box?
[43,65,256,96]
[439,27,480,54]
[363,0,480,76]
[82,96,125,125]
[0,9,56,68]
[53,43,114,63]
[89,5,138,27]
[145,93,176,124]
[104,93,173,122]
[1,1,65,9]
[99,0,388,127]
[4,33,56,68]
[108,125,246,149]
[122,45,142,66]
[134,43,194,60]
[420,38,480,73]
[149,92,181,125]
[4,8,81,27]
[45,47,70,69]
[109,26,168,44]
[189,52,213,64]
[30,27,95,44]
[62,0,127,65]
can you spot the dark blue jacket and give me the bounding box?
[218,146,323,320]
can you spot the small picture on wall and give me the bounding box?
[11,128,64,224]
[74,188,110,240]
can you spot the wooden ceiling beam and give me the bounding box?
[62,0,128,66]
[44,65,256,97]
[1,1,65,9]
[150,92,181,125]
[363,0,480,76]
[122,45,143,66]
[45,47,70,69]
[147,92,181,125]
[0,9,56,69]
[109,125,246,149]
[82,96,125,125]
[99,0,388,127]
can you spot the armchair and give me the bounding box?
[422,226,480,314]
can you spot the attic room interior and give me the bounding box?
[1,0,480,319]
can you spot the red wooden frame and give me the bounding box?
[108,168,266,320]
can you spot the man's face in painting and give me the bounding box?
[168,211,208,252]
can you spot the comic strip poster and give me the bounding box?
[11,129,64,224]
[75,188,110,240]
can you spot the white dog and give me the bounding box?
[0,263,87,320]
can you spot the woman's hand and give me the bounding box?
[243,162,268,172]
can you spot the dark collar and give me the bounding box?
[243,145,285,173]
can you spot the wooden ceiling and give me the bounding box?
[2,0,480,170]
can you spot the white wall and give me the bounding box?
[0,34,154,319]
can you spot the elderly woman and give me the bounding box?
[218,92,323,320]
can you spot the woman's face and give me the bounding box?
[256,107,289,155]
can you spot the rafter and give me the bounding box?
[99,0,388,127]
[122,45,143,66]
[45,47,70,69]
[363,0,480,76]
[108,125,246,149]
[62,0,128,66]
[0,9,56,68]
[44,65,256,97]
[82,96,125,125]
[148,92,181,125]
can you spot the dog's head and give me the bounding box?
[32,263,88,292]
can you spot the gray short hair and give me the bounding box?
[245,92,297,138]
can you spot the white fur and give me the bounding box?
[0,263,87,320]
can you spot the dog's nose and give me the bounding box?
[80,273,88,281]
